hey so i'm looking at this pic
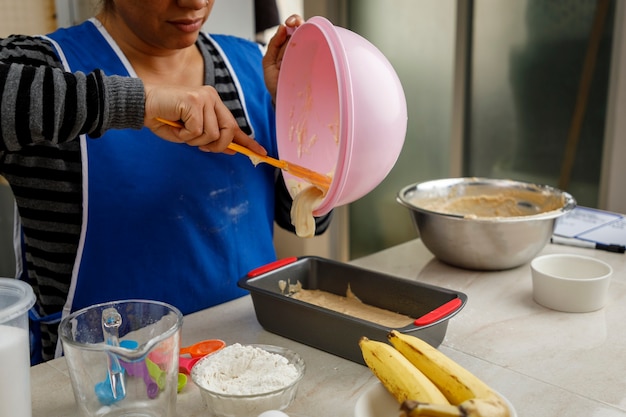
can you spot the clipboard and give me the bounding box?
[553,206,626,246]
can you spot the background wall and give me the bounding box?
[346,0,457,258]
[0,0,56,36]
[468,0,613,209]
[320,0,618,259]
[52,0,255,38]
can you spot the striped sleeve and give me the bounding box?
[0,63,146,151]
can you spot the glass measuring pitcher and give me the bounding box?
[59,299,183,417]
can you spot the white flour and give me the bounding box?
[195,344,300,395]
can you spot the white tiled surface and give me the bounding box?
[352,239,626,417]
[31,239,626,417]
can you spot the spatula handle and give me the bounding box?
[156,118,331,190]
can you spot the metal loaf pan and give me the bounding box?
[238,256,467,365]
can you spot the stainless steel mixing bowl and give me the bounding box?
[396,178,576,270]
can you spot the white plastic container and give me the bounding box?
[531,254,612,313]
[0,278,36,417]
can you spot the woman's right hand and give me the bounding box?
[143,83,267,155]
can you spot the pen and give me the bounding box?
[550,236,626,254]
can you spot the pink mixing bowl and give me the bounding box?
[276,16,407,216]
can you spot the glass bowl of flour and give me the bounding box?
[191,343,305,417]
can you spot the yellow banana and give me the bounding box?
[401,397,510,417]
[358,336,449,405]
[388,330,509,417]
[388,330,496,402]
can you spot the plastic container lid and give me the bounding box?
[0,278,36,325]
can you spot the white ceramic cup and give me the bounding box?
[530,254,612,313]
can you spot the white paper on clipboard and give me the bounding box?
[553,206,626,246]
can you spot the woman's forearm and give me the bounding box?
[0,63,145,151]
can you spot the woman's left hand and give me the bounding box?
[262,14,304,102]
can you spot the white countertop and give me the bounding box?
[30,239,626,417]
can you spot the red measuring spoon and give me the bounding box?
[178,355,203,375]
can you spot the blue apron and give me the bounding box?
[45,19,278,322]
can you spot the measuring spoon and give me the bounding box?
[180,339,225,358]
[117,340,159,399]
[145,357,167,391]
[178,355,202,375]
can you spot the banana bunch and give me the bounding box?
[358,330,510,417]
[358,337,449,405]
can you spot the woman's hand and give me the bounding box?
[262,14,304,102]
[143,83,266,155]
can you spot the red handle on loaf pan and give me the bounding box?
[246,257,298,278]
[413,297,463,327]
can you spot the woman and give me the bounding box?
[0,1,329,362]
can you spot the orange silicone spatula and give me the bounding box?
[156,117,331,190]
